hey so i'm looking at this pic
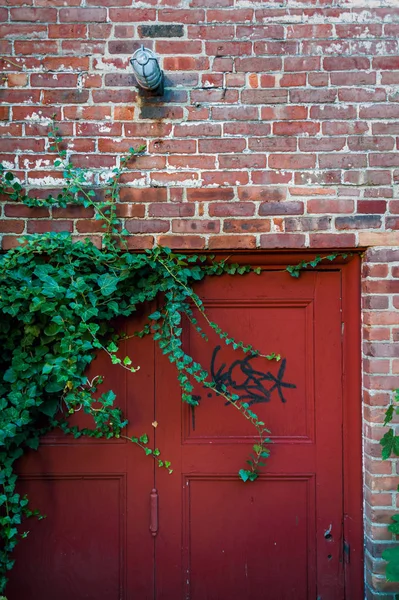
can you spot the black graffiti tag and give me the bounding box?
[210,345,296,407]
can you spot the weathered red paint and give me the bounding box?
[8,255,363,600]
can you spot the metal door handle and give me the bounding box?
[150,488,158,537]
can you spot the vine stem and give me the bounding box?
[156,256,278,362]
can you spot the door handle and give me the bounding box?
[150,488,158,537]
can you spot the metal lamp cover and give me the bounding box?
[130,46,164,94]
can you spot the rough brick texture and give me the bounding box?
[1,0,399,596]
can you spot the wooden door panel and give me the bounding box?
[7,475,125,600]
[183,475,315,600]
[156,269,345,600]
[182,300,313,442]
[8,315,156,600]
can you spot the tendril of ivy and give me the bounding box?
[0,120,281,595]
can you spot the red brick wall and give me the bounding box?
[1,0,399,596]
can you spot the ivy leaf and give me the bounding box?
[39,398,59,417]
[97,274,119,297]
[238,469,250,482]
[149,311,161,320]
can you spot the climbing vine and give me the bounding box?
[0,119,358,596]
[0,121,279,595]
[380,390,399,582]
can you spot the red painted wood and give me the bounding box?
[7,257,363,600]
[155,268,350,600]
[341,256,364,599]
[8,311,156,600]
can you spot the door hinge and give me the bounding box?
[343,539,350,564]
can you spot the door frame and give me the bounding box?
[184,250,364,599]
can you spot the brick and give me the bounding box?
[27,220,73,234]
[15,41,58,54]
[150,139,196,154]
[168,155,215,170]
[158,9,205,24]
[48,24,87,38]
[59,8,107,22]
[241,90,288,104]
[140,24,184,38]
[10,8,57,21]
[223,219,270,233]
[308,199,355,214]
[207,9,252,23]
[358,201,387,214]
[174,123,221,138]
[259,201,303,216]
[187,188,234,202]
[370,154,399,167]
[31,74,79,88]
[235,58,282,72]
[235,25,284,40]
[119,188,167,203]
[338,88,386,103]
[249,138,296,152]
[279,73,306,87]
[43,90,90,105]
[348,137,395,152]
[198,139,245,153]
[359,232,399,246]
[208,235,256,250]
[324,57,370,71]
[140,106,184,120]
[219,154,266,169]
[148,204,194,218]
[158,235,205,250]
[299,138,345,152]
[273,122,320,136]
[285,217,331,232]
[191,89,238,104]
[108,40,146,55]
[172,219,220,234]
[157,40,202,54]
[213,106,258,121]
[310,105,356,120]
[319,154,367,169]
[308,73,328,87]
[0,220,25,234]
[238,187,286,202]
[290,89,337,104]
[360,105,399,119]
[336,216,382,230]
[284,57,320,72]
[4,204,49,219]
[125,220,170,234]
[286,24,333,39]
[6,73,28,87]
[164,57,209,71]
[309,233,356,248]
[261,106,307,121]
[188,25,234,41]
[260,234,306,249]
[269,154,316,170]
[209,203,255,217]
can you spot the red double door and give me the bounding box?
[8,263,362,600]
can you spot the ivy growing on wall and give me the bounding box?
[0,122,280,595]
[0,120,357,596]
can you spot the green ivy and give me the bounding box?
[0,121,279,595]
[380,389,399,582]
[0,119,355,596]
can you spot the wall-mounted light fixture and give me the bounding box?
[130,46,164,96]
